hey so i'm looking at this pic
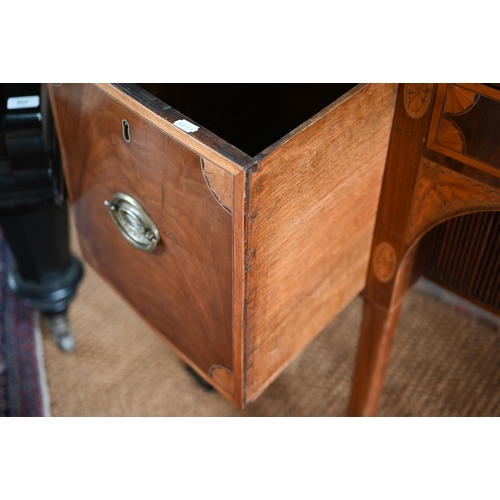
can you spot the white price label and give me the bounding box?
[7,95,40,110]
[173,119,199,133]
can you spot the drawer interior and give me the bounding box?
[138,84,357,157]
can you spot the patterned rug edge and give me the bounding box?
[0,228,49,417]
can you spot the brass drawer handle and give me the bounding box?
[104,192,160,252]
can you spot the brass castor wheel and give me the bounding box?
[43,312,76,353]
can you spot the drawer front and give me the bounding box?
[49,84,245,402]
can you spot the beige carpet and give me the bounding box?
[41,229,500,416]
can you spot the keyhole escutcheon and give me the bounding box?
[122,119,131,142]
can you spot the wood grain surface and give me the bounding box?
[244,83,398,403]
[49,83,243,404]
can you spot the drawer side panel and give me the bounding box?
[245,83,398,403]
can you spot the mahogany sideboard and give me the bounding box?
[349,83,500,416]
[47,83,500,413]
[48,83,397,408]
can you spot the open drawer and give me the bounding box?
[48,83,398,407]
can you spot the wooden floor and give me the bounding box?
[41,227,500,417]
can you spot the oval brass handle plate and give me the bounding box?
[104,192,160,252]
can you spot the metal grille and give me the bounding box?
[424,211,500,313]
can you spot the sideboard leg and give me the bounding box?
[348,298,403,416]
[349,244,421,416]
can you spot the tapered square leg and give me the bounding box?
[349,299,403,416]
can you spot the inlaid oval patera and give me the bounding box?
[404,83,434,119]
[372,242,397,283]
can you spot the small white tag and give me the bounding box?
[7,95,40,110]
[173,119,199,133]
